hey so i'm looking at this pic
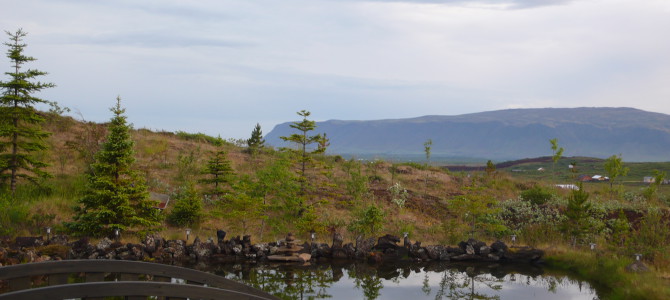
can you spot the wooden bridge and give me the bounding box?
[0,259,280,300]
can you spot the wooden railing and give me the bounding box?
[0,259,280,300]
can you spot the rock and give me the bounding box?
[15,237,43,248]
[232,244,243,255]
[367,252,383,264]
[355,237,376,259]
[253,243,269,254]
[314,243,331,258]
[332,232,343,248]
[375,234,400,251]
[343,243,356,258]
[96,238,113,252]
[625,261,650,273]
[409,241,422,257]
[70,237,93,259]
[446,246,465,255]
[143,234,164,254]
[50,235,69,245]
[301,242,312,253]
[439,251,451,261]
[164,240,187,260]
[466,245,475,255]
[425,245,447,260]
[217,230,227,243]
[479,246,491,256]
[297,253,311,263]
[20,250,38,263]
[192,237,215,261]
[490,241,508,254]
[242,235,252,248]
[332,248,348,259]
[503,248,544,262]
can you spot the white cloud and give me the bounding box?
[1,0,669,138]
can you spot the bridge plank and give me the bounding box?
[0,281,275,300]
[8,277,30,292]
[47,273,69,286]
[0,260,279,300]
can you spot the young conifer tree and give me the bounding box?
[280,110,326,192]
[0,29,55,194]
[563,182,591,246]
[246,123,265,155]
[200,150,235,198]
[67,97,160,237]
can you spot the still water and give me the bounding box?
[189,260,602,300]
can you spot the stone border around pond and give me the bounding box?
[0,232,544,267]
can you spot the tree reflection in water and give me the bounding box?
[432,269,502,300]
[195,261,599,300]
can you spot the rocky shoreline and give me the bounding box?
[0,232,544,266]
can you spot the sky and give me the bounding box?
[1,0,669,139]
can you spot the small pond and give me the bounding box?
[186,260,603,300]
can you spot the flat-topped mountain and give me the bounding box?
[265,107,670,162]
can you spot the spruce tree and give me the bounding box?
[200,150,234,198]
[66,97,160,237]
[0,29,55,194]
[280,110,325,192]
[246,123,265,155]
[562,182,591,246]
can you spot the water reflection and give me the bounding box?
[187,261,600,300]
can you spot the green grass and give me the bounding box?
[545,249,670,300]
[503,156,670,183]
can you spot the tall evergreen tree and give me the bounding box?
[200,150,235,198]
[280,110,325,192]
[0,29,55,194]
[66,97,160,237]
[246,123,265,155]
[562,182,591,246]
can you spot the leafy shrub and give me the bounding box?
[166,183,203,227]
[175,131,227,146]
[388,183,409,208]
[348,204,386,237]
[629,207,670,262]
[520,185,553,205]
[497,198,565,246]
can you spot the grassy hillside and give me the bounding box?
[1,112,670,298]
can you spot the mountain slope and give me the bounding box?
[265,107,670,162]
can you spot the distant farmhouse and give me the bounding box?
[644,176,670,184]
[578,174,609,182]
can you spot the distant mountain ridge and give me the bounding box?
[265,107,670,162]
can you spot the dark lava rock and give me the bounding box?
[216,230,226,243]
[375,234,400,251]
[425,245,447,261]
[332,232,343,248]
[490,240,508,254]
[625,261,650,273]
[15,237,43,248]
[355,237,376,259]
[503,247,544,263]
[343,243,356,258]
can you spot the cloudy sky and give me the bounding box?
[2,0,669,138]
